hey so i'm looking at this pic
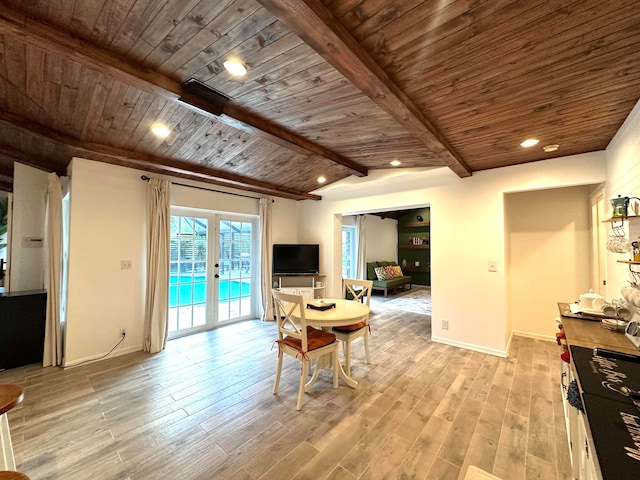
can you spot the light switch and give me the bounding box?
[488,261,497,272]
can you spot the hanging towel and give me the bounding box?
[567,379,584,412]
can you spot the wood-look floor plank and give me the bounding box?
[0,290,571,480]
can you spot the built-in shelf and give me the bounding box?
[400,221,430,227]
[397,210,430,286]
[618,260,640,265]
[402,266,430,273]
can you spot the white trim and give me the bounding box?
[431,335,508,358]
[62,344,142,368]
[510,330,555,342]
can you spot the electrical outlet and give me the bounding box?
[120,328,126,337]
[488,261,497,272]
[442,319,449,330]
[120,260,132,270]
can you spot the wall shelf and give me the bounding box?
[617,260,640,284]
[397,209,430,286]
[400,221,430,227]
[402,266,430,273]
[603,215,640,223]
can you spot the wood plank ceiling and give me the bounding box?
[0,0,639,199]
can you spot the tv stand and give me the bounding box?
[273,274,325,300]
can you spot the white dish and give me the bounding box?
[602,318,628,331]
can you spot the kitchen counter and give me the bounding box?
[558,302,638,355]
[558,302,640,480]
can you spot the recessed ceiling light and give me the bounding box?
[543,144,560,152]
[520,138,539,148]
[390,160,401,166]
[150,123,170,139]
[317,176,327,184]
[223,59,247,76]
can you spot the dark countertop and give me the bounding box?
[559,302,640,479]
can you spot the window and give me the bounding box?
[342,225,356,278]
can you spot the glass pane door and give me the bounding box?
[169,215,210,337]
[217,218,255,322]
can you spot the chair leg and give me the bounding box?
[273,350,283,394]
[297,360,308,411]
[343,339,352,377]
[332,348,339,388]
[364,331,371,364]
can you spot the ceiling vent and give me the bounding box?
[181,78,231,116]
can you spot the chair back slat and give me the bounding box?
[272,289,308,352]
[343,279,373,307]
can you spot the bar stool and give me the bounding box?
[0,384,24,472]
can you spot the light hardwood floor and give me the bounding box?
[1,302,571,480]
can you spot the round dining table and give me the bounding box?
[293,298,370,389]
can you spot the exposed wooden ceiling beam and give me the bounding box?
[256,0,472,178]
[0,142,65,176]
[0,10,367,178]
[0,111,321,201]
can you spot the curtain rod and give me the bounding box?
[140,175,273,202]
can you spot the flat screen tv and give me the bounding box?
[272,244,319,275]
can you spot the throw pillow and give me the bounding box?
[367,262,378,281]
[384,265,397,278]
[374,266,390,281]
[391,265,403,277]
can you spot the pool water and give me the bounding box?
[169,275,251,307]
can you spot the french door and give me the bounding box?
[168,209,258,338]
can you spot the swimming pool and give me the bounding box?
[169,275,251,307]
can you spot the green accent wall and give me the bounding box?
[397,208,430,286]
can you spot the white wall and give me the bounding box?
[63,158,297,365]
[365,215,398,263]
[605,98,640,301]
[10,163,48,291]
[303,153,606,356]
[65,159,147,365]
[506,186,593,340]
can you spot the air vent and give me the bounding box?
[181,79,231,116]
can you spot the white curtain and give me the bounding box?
[259,197,273,321]
[144,178,171,353]
[356,215,367,280]
[43,173,63,367]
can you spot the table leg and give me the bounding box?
[305,351,358,390]
[305,359,322,392]
[1,413,16,471]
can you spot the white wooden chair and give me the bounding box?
[332,278,373,376]
[272,289,339,410]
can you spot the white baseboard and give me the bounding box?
[510,330,555,342]
[431,335,508,358]
[62,344,143,368]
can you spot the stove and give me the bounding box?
[570,346,640,479]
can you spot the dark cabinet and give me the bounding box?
[0,290,47,370]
